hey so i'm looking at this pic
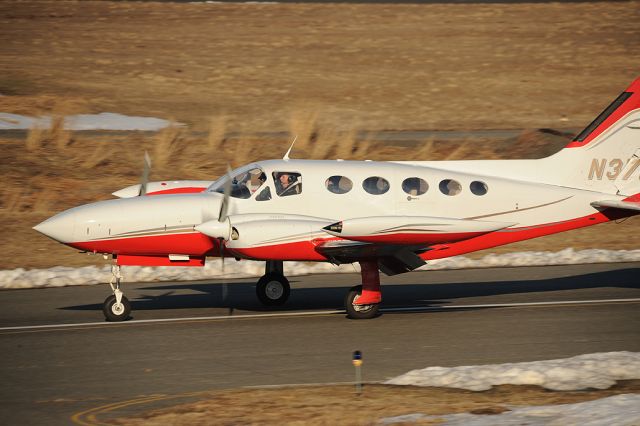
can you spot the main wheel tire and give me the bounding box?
[345,285,380,320]
[103,294,131,322]
[256,273,290,306]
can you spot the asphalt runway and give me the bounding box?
[1,262,639,425]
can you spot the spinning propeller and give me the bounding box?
[193,166,235,302]
[138,151,152,196]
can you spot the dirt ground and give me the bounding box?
[106,381,640,425]
[0,1,639,270]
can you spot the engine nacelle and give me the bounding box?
[224,217,334,261]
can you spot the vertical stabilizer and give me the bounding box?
[544,77,640,195]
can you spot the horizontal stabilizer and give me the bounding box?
[591,200,640,212]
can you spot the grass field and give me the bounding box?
[0,1,639,269]
[110,381,640,425]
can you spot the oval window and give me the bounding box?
[439,179,462,196]
[402,177,428,196]
[470,181,488,196]
[362,176,390,195]
[325,176,353,194]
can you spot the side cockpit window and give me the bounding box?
[273,172,302,197]
[256,186,272,201]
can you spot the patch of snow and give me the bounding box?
[386,352,640,391]
[420,248,640,271]
[379,394,640,426]
[1,248,639,290]
[0,260,357,290]
[0,112,177,131]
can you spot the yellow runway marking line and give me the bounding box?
[71,392,208,426]
[2,298,639,334]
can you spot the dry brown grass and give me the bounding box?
[153,123,181,169]
[207,115,227,152]
[24,124,44,152]
[109,381,640,426]
[1,1,638,132]
[289,110,319,156]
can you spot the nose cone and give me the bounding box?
[33,210,77,243]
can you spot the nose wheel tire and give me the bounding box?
[256,273,290,306]
[103,295,131,322]
[345,285,380,320]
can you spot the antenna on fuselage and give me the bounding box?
[283,135,298,160]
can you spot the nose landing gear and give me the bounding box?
[103,264,131,322]
[256,260,290,306]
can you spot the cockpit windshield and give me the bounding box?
[207,167,267,199]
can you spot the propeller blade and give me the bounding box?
[139,151,152,196]
[219,237,228,303]
[218,164,232,222]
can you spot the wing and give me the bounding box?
[317,215,514,275]
[314,239,428,276]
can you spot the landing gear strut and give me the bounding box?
[256,260,290,306]
[345,260,381,319]
[103,264,131,322]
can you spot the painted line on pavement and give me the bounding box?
[382,298,640,312]
[2,298,639,332]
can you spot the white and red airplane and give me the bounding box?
[34,77,640,321]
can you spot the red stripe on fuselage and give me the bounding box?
[146,187,206,196]
[68,232,218,257]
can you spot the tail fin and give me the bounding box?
[546,77,640,196]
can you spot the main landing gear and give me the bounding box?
[103,264,131,322]
[256,260,290,306]
[345,260,382,320]
[256,259,382,319]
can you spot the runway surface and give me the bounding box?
[1,262,639,425]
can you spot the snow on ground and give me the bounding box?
[0,112,176,131]
[379,394,640,426]
[0,248,639,290]
[386,352,640,391]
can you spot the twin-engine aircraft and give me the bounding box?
[35,78,640,321]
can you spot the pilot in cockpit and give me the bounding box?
[275,172,301,196]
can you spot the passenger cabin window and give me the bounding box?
[470,181,488,196]
[273,172,302,197]
[439,179,462,196]
[363,176,390,195]
[208,167,266,199]
[326,176,353,194]
[402,177,428,196]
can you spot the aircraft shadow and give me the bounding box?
[60,267,640,315]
